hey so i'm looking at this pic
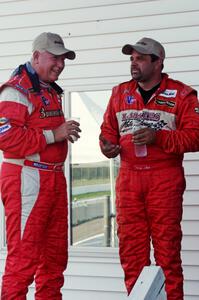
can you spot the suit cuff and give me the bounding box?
[43,130,55,144]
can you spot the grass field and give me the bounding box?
[72,190,111,201]
[72,178,110,187]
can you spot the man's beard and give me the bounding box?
[131,67,142,81]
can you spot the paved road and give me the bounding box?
[72,218,118,247]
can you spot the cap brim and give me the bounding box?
[47,47,76,60]
[122,44,134,55]
[122,44,153,56]
[64,50,76,60]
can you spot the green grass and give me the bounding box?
[72,190,111,201]
[72,178,110,187]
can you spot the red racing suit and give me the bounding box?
[100,73,199,300]
[0,63,68,300]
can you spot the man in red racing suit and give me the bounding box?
[0,32,81,299]
[99,37,199,300]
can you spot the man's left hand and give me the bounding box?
[132,128,156,145]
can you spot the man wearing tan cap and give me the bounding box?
[0,32,81,299]
[99,37,199,300]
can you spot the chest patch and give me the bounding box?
[40,107,63,118]
[126,95,136,104]
[41,95,50,106]
[155,99,176,108]
[159,89,177,98]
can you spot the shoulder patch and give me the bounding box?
[15,83,29,95]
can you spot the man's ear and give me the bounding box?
[32,51,40,63]
[155,58,164,71]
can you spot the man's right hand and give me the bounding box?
[99,135,121,158]
[53,120,81,143]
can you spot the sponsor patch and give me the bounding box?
[155,99,165,106]
[195,107,199,114]
[159,89,177,98]
[166,101,175,108]
[117,108,176,136]
[150,120,167,130]
[15,84,28,95]
[155,99,175,108]
[33,162,48,169]
[0,123,11,134]
[41,96,50,106]
[40,107,63,119]
[0,117,9,125]
[126,95,136,104]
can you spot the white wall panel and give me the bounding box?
[1,28,199,57]
[0,0,147,16]
[0,0,199,27]
[1,11,199,44]
[2,42,199,70]
[182,221,199,234]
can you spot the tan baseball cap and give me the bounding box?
[32,32,76,60]
[122,37,165,60]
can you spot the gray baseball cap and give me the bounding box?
[122,37,165,60]
[32,32,76,60]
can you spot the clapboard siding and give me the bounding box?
[0,0,199,29]
[0,0,147,16]
[1,29,199,58]
[0,0,199,299]
[1,57,199,86]
[1,43,199,71]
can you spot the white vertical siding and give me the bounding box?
[0,1,199,299]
